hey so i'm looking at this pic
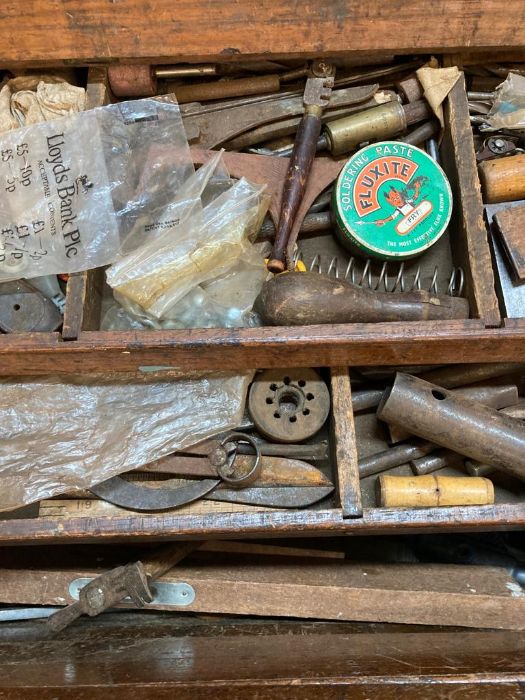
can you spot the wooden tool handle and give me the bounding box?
[268,113,323,272]
[142,542,202,579]
[174,74,281,103]
[478,153,525,203]
[256,272,470,324]
[377,475,494,508]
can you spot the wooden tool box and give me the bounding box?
[0,3,524,544]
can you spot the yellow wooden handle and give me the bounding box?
[377,475,494,508]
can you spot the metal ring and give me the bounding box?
[216,432,262,486]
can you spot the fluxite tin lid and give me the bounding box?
[333,141,453,261]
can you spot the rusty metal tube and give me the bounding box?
[377,373,525,483]
[388,383,519,443]
[175,74,282,104]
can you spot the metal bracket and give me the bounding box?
[69,578,196,607]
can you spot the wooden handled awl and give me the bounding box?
[255,272,470,325]
[268,61,335,273]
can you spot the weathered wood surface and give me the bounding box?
[62,69,110,340]
[1,560,524,629]
[4,320,525,375]
[0,615,523,698]
[330,367,362,517]
[0,1,524,65]
[39,498,283,518]
[442,75,501,326]
[0,502,523,545]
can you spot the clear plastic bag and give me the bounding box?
[0,371,253,511]
[106,151,269,319]
[484,72,525,131]
[0,97,193,281]
[102,241,270,330]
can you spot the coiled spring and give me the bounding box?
[294,252,465,297]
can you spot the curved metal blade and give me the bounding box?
[209,485,334,508]
[90,476,220,512]
[140,454,332,486]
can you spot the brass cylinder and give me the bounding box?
[155,65,218,78]
[324,101,406,156]
[377,475,494,508]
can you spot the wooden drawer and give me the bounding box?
[0,19,523,544]
[1,366,522,545]
[4,57,525,375]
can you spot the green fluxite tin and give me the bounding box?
[333,141,453,261]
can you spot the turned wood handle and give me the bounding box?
[377,475,494,508]
[268,113,323,272]
[478,153,525,203]
[256,272,470,324]
[142,542,202,578]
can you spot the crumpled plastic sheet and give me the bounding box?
[484,72,525,131]
[102,241,270,330]
[0,371,252,511]
[106,150,270,319]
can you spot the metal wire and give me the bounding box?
[294,252,465,297]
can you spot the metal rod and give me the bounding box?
[352,388,385,412]
[155,65,218,78]
[359,439,435,478]
[467,91,495,101]
[410,450,464,475]
[416,362,525,389]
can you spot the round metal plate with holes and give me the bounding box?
[248,368,330,443]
